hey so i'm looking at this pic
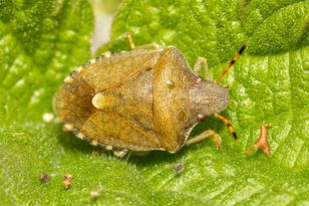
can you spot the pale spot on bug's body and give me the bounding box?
[75,66,83,73]
[64,76,74,83]
[76,132,85,140]
[106,145,113,150]
[92,93,104,109]
[90,59,96,64]
[103,51,111,58]
[92,93,118,110]
[64,124,74,131]
[166,80,175,88]
[91,140,98,146]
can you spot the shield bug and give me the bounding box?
[53,34,246,158]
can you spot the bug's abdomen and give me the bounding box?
[53,61,161,151]
[92,68,154,131]
[52,71,96,129]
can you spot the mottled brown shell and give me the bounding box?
[53,47,227,153]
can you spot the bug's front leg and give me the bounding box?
[193,57,210,81]
[214,114,237,140]
[127,32,161,50]
[186,129,221,149]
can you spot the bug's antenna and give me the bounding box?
[215,44,247,82]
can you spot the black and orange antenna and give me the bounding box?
[215,44,247,82]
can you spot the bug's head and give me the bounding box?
[189,78,229,116]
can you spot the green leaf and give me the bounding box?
[1,0,309,205]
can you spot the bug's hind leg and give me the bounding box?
[193,57,210,80]
[186,129,221,149]
[214,114,237,140]
[127,32,161,50]
[113,149,128,158]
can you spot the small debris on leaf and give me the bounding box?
[173,163,185,174]
[246,124,271,157]
[90,188,100,199]
[63,174,73,189]
[39,173,51,183]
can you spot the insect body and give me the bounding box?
[53,39,245,157]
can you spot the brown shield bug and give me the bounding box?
[53,34,246,158]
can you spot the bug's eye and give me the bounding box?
[197,114,205,122]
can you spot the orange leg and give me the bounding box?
[215,44,247,82]
[186,129,221,149]
[214,114,237,140]
[127,32,161,50]
[113,150,128,158]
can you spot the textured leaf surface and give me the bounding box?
[1,0,309,205]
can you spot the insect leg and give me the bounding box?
[193,57,210,80]
[127,32,161,50]
[135,43,161,49]
[215,44,247,82]
[127,32,136,49]
[214,114,237,140]
[113,149,128,158]
[131,151,151,156]
[186,129,221,149]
